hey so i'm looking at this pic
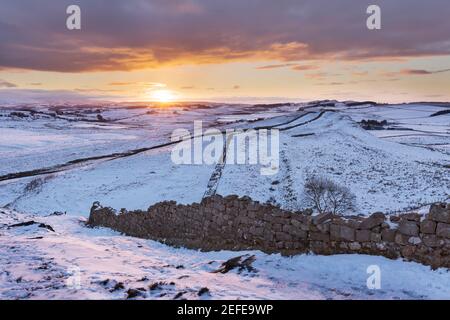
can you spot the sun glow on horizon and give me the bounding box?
[147,89,177,103]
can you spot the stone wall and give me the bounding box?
[87,195,450,269]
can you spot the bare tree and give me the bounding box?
[303,175,356,215]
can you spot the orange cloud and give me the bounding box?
[291,65,319,71]
[0,79,17,88]
[1,1,450,72]
[400,68,450,75]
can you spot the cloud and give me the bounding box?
[75,88,123,93]
[317,82,344,86]
[352,71,369,76]
[400,68,450,75]
[256,63,319,72]
[381,68,450,78]
[1,0,450,72]
[305,72,329,79]
[108,82,135,86]
[0,79,17,88]
[291,65,319,71]
[256,63,297,70]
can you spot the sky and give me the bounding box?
[0,0,450,103]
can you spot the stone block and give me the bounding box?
[398,220,419,236]
[400,213,421,222]
[381,229,396,242]
[422,235,442,248]
[291,218,301,228]
[428,203,450,223]
[310,232,330,241]
[408,237,421,245]
[330,224,340,241]
[420,220,436,234]
[349,242,362,250]
[340,225,355,241]
[356,229,371,242]
[275,232,291,242]
[395,233,410,245]
[436,223,450,238]
[313,212,333,225]
[370,232,382,243]
[359,212,385,230]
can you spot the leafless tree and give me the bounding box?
[303,175,356,215]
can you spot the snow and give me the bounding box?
[2,104,447,216]
[0,101,449,299]
[217,111,449,214]
[1,208,449,300]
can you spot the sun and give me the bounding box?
[149,89,176,103]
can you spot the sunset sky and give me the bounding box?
[1,0,450,103]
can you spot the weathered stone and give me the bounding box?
[263,229,274,242]
[395,233,410,245]
[313,212,333,225]
[282,224,292,233]
[422,235,442,248]
[381,229,396,242]
[381,222,390,229]
[408,237,421,245]
[345,219,361,229]
[291,228,307,239]
[340,225,355,241]
[290,218,301,228]
[420,220,436,234]
[372,226,381,233]
[428,203,450,223]
[400,212,421,222]
[310,232,330,241]
[272,223,282,232]
[401,245,415,258]
[356,229,371,242]
[436,223,450,238]
[317,222,330,233]
[371,232,382,243]
[88,196,450,270]
[253,227,264,236]
[398,220,419,236]
[275,232,291,242]
[330,224,340,241]
[359,212,385,230]
[349,242,362,250]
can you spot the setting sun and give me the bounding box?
[148,89,176,103]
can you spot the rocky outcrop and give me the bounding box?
[87,197,450,269]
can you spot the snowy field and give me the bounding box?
[1,208,449,300]
[0,101,449,299]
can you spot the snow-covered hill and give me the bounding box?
[1,101,449,299]
[1,102,448,216]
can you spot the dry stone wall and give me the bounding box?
[87,195,450,269]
